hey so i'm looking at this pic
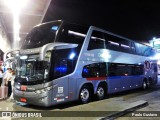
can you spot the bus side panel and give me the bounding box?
[51,78,69,105]
[121,76,132,91]
[131,75,144,88]
[125,76,143,90]
[107,76,123,94]
[68,78,77,101]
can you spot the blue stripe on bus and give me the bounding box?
[108,75,143,79]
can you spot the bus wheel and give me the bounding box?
[147,79,151,88]
[96,85,106,100]
[142,80,147,90]
[79,86,91,104]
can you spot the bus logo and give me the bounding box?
[58,87,63,93]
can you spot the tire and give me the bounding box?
[79,86,91,104]
[147,79,151,88]
[96,85,106,100]
[142,80,147,90]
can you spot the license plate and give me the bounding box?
[20,98,27,102]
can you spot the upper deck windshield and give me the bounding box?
[21,21,62,49]
[21,21,88,49]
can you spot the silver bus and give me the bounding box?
[4,20,157,107]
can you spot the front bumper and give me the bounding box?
[13,88,52,107]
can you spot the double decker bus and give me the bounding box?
[4,20,157,107]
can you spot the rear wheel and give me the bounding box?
[142,80,147,90]
[147,79,151,88]
[96,85,106,100]
[79,86,91,104]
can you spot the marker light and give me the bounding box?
[69,53,76,59]
[51,26,58,31]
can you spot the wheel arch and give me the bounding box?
[95,81,108,94]
[142,77,148,89]
[76,82,94,100]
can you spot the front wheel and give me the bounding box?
[79,86,91,104]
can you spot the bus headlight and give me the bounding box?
[40,96,48,102]
[35,90,42,94]
[15,85,20,90]
[46,86,53,91]
[35,86,53,94]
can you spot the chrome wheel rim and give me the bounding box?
[97,87,104,97]
[80,88,89,102]
[143,81,147,89]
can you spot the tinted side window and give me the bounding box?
[108,63,117,76]
[104,33,133,53]
[108,63,128,76]
[132,65,144,75]
[119,38,131,53]
[50,46,81,80]
[130,42,136,53]
[116,64,130,76]
[82,62,106,78]
[104,34,120,51]
[88,31,106,50]
[57,24,88,45]
[108,63,143,76]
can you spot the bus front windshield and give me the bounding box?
[16,53,50,84]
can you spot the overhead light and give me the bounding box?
[4,0,28,11]
[17,37,21,41]
[153,37,156,40]
[3,0,28,49]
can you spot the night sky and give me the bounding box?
[43,0,160,43]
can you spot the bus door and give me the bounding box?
[50,47,79,104]
[50,56,70,104]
